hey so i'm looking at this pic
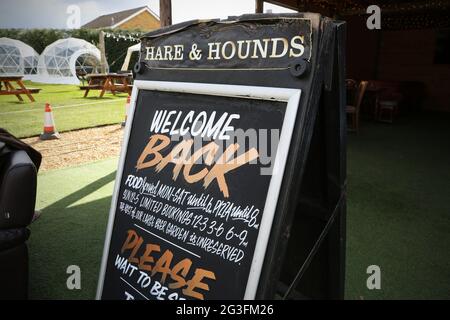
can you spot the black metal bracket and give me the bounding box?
[282,189,346,299]
[133,61,146,75]
[289,59,310,78]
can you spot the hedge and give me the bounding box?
[0,28,145,72]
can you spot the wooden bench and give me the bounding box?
[80,85,103,97]
[80,73,132,97]
[111,84,130,93]
[27,88,41,94]
[79,85,103,90]
[0,76,40,102]
[0,88,41,94]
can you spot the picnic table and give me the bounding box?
[80,73,133,98]
[0,76,40,102]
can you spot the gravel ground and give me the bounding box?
[22,124,124,171]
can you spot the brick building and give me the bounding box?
[82,6,160,31]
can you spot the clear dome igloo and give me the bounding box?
[36,38,104,84]
[0,37,39,78]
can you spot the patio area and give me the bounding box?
[29,111,450,299]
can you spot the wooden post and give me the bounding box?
[160,0,172,27]
[255,0,264,13]
[99,30,107,73]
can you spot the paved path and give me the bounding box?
[22,124,124,171]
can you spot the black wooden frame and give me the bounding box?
[100,13,347,300]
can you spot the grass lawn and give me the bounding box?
[29,112,450,299]
[0,81,127,138]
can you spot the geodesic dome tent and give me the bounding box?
[36,37,104,84]
[0,38,39,78]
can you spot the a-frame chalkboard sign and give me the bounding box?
[97,13,346,300]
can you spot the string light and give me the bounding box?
[295,0,450,30]
[104,32,141,42]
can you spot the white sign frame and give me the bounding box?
[96,80,301,300]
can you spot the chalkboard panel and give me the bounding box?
[97,81,300,300]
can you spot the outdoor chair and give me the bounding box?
[377,88,402,123]
[346,80,368,133]
[346,78,357,106]
[0,143,37,299]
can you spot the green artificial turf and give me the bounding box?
[29,112,450,299]
[0,81,127,138]
[30,158,118,299]
[345,112,450,299]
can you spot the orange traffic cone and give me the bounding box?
[121,95,131,127]
[40,103,60,140]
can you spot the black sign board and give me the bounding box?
[97,13,346,300]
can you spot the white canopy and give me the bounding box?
[36,37,105,85]
[121,43,141,71]
[0,37,39,79]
